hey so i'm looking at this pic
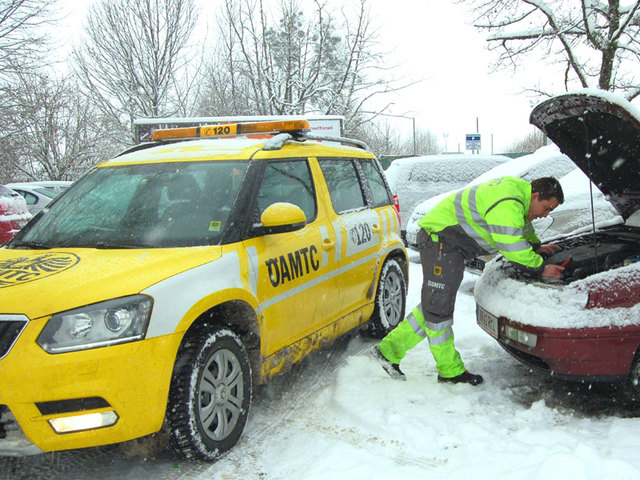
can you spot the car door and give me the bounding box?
[317,157,393,318]
[242,158,342,358]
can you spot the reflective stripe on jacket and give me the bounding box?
[417,176,543,268]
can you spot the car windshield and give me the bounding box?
[9,161,249,249]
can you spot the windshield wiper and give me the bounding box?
[93,241,153,249]
[9,240,53,249]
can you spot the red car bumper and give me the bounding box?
[477,305,640,381]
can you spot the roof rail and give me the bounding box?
[304,133,369,151]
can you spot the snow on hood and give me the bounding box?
[474,257,640,329]
[0,193,30,220]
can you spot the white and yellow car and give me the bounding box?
[0,120,407,460]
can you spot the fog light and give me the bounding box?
[504,325,537,347]
[48,411,119,434]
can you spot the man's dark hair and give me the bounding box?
[531,177,564,204]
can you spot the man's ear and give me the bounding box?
[531,192,540,202]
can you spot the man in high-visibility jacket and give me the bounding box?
[372,176,566,385]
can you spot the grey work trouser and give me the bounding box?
[417,229,466,327]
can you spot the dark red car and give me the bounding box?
[474,90,640,388]
[0,185,31,245]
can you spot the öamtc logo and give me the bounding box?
[0,253,80,287]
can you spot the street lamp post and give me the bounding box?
[367,111,417,156]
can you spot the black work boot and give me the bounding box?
[437,370,483,386]
[370,345,406,381]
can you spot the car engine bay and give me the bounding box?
[544,226,640,284]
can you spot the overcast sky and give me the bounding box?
[59,0,538,154]
[366,0,538,154]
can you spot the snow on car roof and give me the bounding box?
[405,146,580,241]
[463,145,575,186]
[533,167,622,241]
[384,154,509,193]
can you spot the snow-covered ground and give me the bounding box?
[5,254,640,479]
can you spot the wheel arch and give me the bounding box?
[383,248,409,293]
[180,299,262,386]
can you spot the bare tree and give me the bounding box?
[461,0,640,100]
[504,129,547,154]
[356,121,441,160]
[196,0,409,135]
[0,72,108,183]
[0,0,57,76]
[360,121,405,159]
[412,129,442,156]
[73,0,198,145]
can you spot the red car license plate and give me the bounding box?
[477,307,498,338]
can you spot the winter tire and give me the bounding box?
[367,259,406,337]
[167,327,252,460]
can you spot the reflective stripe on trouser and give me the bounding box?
[378,232,467,378]
[378,305,465,378]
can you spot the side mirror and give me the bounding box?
[254,202,307,235]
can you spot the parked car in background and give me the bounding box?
[404,146,578,254]
[4,181,72,215]
[0,186,32,245]
[475,90,640,390]
[384,154,510,242]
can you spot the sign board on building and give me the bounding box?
[466,133,481,151]
[133,115,344,144]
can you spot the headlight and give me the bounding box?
[37,295,153,354]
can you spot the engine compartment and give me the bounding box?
[544,226,640,284]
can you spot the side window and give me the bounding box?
[21,191,38,206]
[318,159,366,214]
[360,159,392,207]
[256,159,316,222]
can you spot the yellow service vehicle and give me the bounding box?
[0,120,407,460]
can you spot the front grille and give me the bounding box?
[0,318,27,359]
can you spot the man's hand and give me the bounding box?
[536,244,560,255]
[542,264,564,279]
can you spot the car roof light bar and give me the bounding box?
[151,120,310,141]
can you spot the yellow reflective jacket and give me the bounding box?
[417,176,543,268]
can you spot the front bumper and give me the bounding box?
[476,305,640,381]
[0,316,182,455]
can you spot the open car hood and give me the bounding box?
[530,90,640,219]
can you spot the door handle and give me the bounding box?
[322,238,335,251]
